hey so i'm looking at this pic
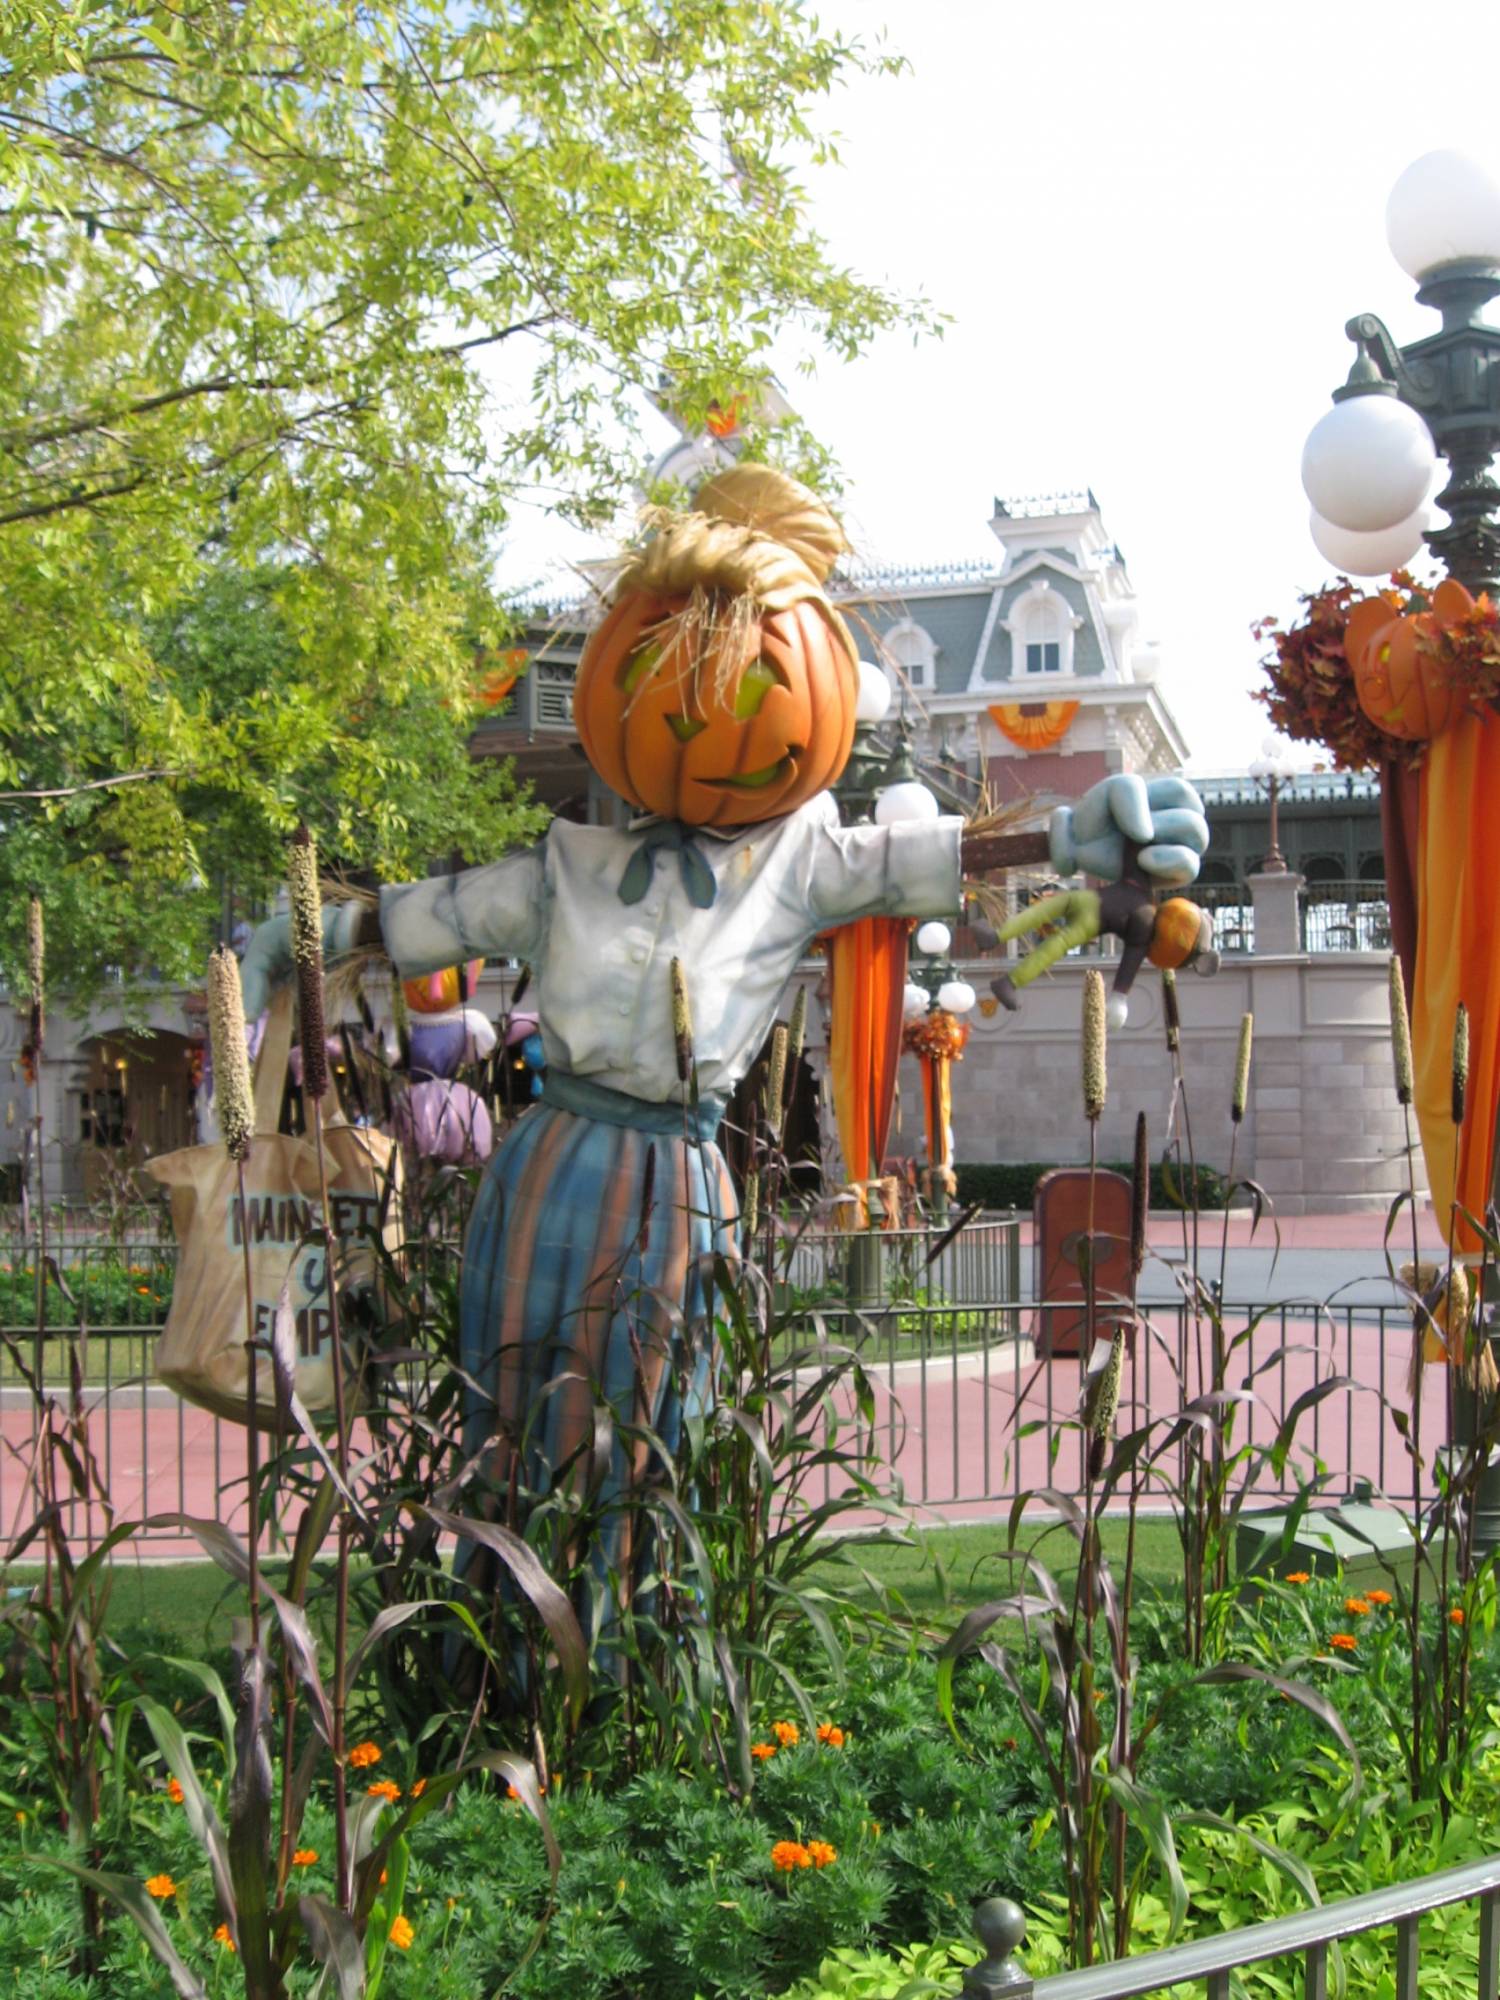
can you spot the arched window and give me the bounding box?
[1004,579,1082,679]
[1025,596,1063,676]
[885,620,935,692]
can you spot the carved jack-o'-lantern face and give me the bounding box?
[573,589,858,828]
[1344,581,1473,742]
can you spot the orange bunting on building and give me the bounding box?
[988,700,1079,751]
[476,646,529,709]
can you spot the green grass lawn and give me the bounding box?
[9,1516,1187,1650]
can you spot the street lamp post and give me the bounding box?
[904,921,977,1221]
[1299,148,1500,1553]
[1247,736,1298,875]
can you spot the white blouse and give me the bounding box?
[380,794,962,1106]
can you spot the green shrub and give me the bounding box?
[954,1159,1230,1213]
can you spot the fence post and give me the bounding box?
[959,1898,1033,1997]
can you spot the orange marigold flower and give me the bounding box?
[1285,1571,1312,1585]
[379,1869,388,1887]
[771,1840,811,1873]
[1344,1597,1371,1616]
[389,1914,414,1951]
[806,1840,837,1869]
[771,1721,800,1747]
[506,1778,546,1799]
[136,1285,151,1296]
[1366,1589,1393,1607]
[750,1743,777,1762]
[292,1849,318,1867]
[1450,1607,1466,1625]
[349,1741,382,1769]
[411,1777,426,1798]
[144,1874,177,1900]
[166,1777,184,1803]
[367,1779,401,1803]
[1328,1632,1358,1652]
[213,1923,235,1952]
[815,1724,845,1747]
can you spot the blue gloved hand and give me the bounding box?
[237,903,369,1019]
[1049,774,1209,887]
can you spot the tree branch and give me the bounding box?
[0,770,180,802]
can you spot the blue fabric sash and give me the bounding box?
[541,1067,724,1143]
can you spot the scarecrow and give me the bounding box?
[239,465,1208,1619]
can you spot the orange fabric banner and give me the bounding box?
[920,1053,952,1167]
[988,700,1079,751]
[826,916,910,1185]
[1413,710,1500,1251]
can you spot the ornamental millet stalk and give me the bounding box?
[1232,1013,1253,1124]
[1453,1001,1470,1128]
[1388,955,1414,1107]
[1161,965,1180,1053]
[670,958,694,1084]
[1082,969,1107,1122]
[288,826,328,1101]
[207,947,254,1161]
[25,895,42,1060]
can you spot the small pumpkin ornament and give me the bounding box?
[1146,896,1207,970]
[1344,582,1472,741]
[403,959,484,1015]
[574,466,859,829]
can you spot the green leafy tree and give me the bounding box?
[0,0,930,995]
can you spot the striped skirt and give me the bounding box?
[458,1096,737,1625]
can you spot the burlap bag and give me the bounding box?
[148,989,400,1426]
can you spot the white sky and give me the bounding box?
[496,0,1500,776]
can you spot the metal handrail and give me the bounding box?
[959,1855,1500,1997]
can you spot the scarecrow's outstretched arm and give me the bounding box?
[996,890,1103,988]
[962,774,1209,887]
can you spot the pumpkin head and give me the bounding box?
[573,465,858,829]
[575,590,856,828]
[1147,897,1210,971]
[1344,586,1471,741]
[403,960,484,1015]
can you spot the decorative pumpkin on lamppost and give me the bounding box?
[237,463,1211,1643]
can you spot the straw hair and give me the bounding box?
[1232,1013,1253,1125]
[1453,1002,1470,1129]
[207,946,255,1162]
[288,828,328,1101]
[765,1022,789,1137]
[670,958,694,1084]
[1082,970,1107,1122]
[612,464,856,708]
[1161,966,1181,1053]
[1388,956,1414,1106]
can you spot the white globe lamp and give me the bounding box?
[903,981,929,1017]
[874,779,939,824]
[938,979,976,1015]
[1386,150,1500,281]
[1105,993,1129,1031]
[854,659,893,724]
[1310,504,1428,577]
[915,921,952,956]
[1301,394,1436,533]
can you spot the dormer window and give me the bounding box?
[885,619,936,692]
[1005,578,1082,680]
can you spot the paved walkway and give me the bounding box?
[1,1209,1458,1558]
